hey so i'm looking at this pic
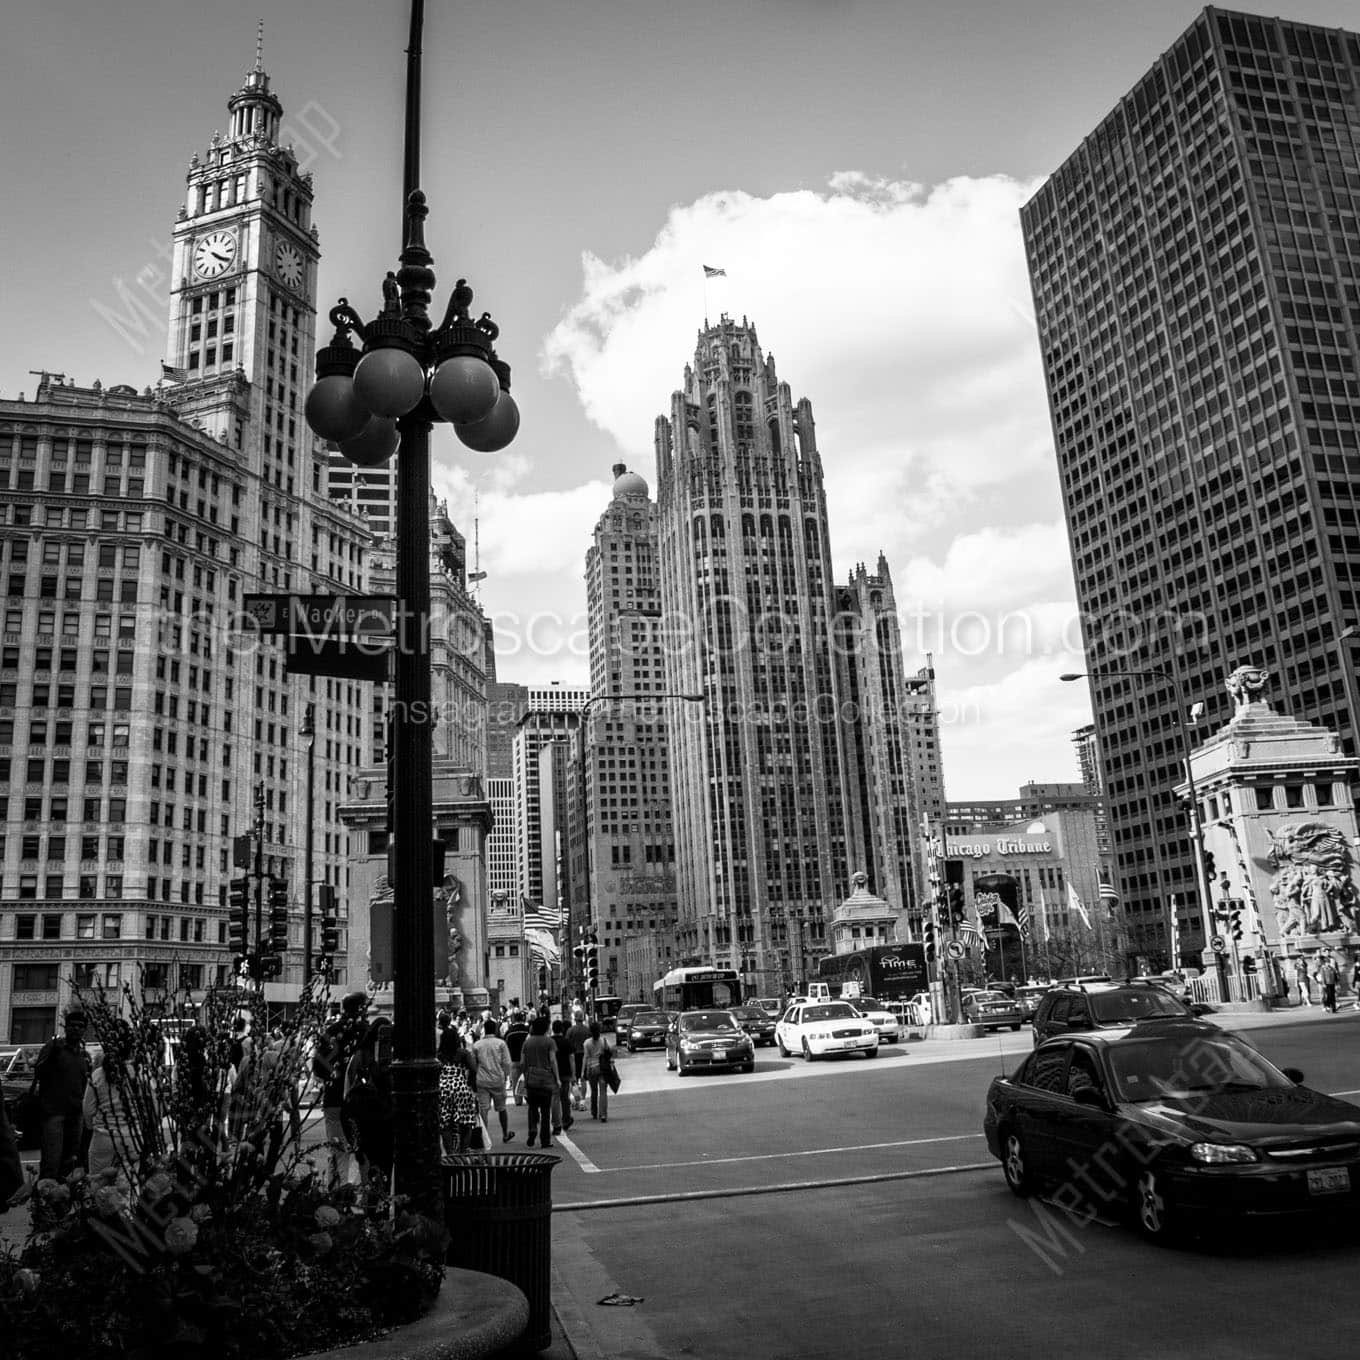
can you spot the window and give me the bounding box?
[76,913,96,939]
[1255,787,1275,811]
[1022,1045,1069,1094]
[41,913,61,939]
[13,963,60,991]
[15,914,36,940]
[101,913,123,939]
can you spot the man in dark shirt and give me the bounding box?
[504,1011,531,1107]
[550,1018,575,1134]
[34,1008,92,1180]
[316,992,368,1186]
[565,1009,591,1087]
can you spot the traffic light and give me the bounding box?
[1203,850,1216,880]
[1227,899,1243,942]
[258,953,283,980]
[921,915,937,962]
[587,936,600,991]
[318,884,339,957]
[227,876,250,958]
[947,886,966,928]
[268,878,290,952]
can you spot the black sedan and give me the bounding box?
[729,1004,778,1047]
[623,1010,671,1052]
[983,1020,1360,1242]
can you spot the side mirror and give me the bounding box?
[1072,1086,1106,1108]
[1190,1003,1213,1016]
[1282,1067,1305,1084]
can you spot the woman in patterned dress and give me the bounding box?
[437,1027,479,1155]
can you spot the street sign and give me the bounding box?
[284,636,391,683]
[291,594,398,639]
[241,593,398,638]
[1210,934,1227,953]
[945,940,965,960]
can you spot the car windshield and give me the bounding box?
[730,1007,765,1020]
[1089,990,1186,1023]
[971,992,1007,1003]
[632,1012,666,1025]
[1106,1036,1293,1101]
[681,1012,737,1032]
[803,1004,858,1022]
[850,998,881,1010]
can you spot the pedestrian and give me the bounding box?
[583,1020,609,1122]
[33,1007,92,1181]
[437,1028,479,1156]
[1294,957,1313,1006]
[520,1015,560,1149]
[566,1008,591,1102]
[1318,958,1339,1013]
[471,1019,516,1144]
[316,992,368,1187]
[550,1019,575,1135]
[344,1015,395,1202]
[504,1010,531,1106]
[0,1092,23,1207]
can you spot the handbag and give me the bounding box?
[606,1066,621,1095]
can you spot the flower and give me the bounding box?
[188,1202,214,1224]
[164,1217,199,1255]
[93,1186,129,1217]
[13,1268,41,1295]
[308,1232,333,1256]
[313,1205,341,1229]
[142,1172,175,1203]
[34,1180,70,1210]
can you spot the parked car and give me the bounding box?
[1031,981,1203,1047]
[846,996,900,1043]
[730,1004,778,1047]
[961,990,1025,1031]
[983,1021,1360,1241]
[623,1010,671,1052]
[775,1001,878,1061]
[665,1010,755,1075]
[613,1004,650,1047]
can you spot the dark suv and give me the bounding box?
[1031,981,1205,1047]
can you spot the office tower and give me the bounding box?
[0,52,375,1038]
[1022,8,1360,958]
[512,698,584,914]
[1072,724,1103,796]
[834,556,933,935]
[485,682,527,909]
[655,317,853,989]
[575,464,680,996]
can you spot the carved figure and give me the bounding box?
[438,874,465,984]
[851,869,869,891]
[1225,664,1271,712]
[381,271,401,316]
[1266,821,1360,936]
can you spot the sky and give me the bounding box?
[4,0,1359,797]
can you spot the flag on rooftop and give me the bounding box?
[702,264,727,278]
[1067,881,1093,931]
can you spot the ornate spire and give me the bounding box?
[254,18,264,73]
[227,23,282,144]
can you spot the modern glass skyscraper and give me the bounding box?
[1023,8,1360,959]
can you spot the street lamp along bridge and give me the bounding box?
[302,0,519,1220]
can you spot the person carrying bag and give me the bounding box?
[601,1043,621,1095]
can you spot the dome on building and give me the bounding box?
[611,462,649,499]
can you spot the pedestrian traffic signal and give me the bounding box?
[268,878,290,952]
[318,883,340,956]
[258,953,283,980]
[227,876,250,957]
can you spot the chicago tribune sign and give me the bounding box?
[946,838,1053,859]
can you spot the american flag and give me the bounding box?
[703,264,728,278]
[1017,904,1031,940]
[521,897,562,933]
[1098,878,1121,908]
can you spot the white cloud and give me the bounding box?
[525,171,1088,787]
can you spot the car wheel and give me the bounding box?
[864,1045,878,1058]
[1011,1024,1022,1032]
[1001,1129,1033,1197]
[802,1039,817,1062]
[777,1036,790,1057]
[1133,1168,1179,1242]
[741,1062,754,1073]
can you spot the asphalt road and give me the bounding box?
[546,1015,1360,1360]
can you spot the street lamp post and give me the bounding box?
[303,0,519,1220]
[1061,667,1214,964]
[574,691,704,1008]
[301,702,315,981]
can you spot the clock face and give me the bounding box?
[275,241,304,290]
[193,230,237,279]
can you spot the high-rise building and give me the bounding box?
[656,316,932,991]
[0,51,375,1038]
[512,699,583,915]
[1022,8,1360,959]
[573,464,680,997]
[1072,724,1103,797]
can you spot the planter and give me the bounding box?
[303,1267,528,1360]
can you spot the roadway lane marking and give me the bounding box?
[572,1132,984,1174]
[554,1133,600,1173]
[556,1161,997,1211]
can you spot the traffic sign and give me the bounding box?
[242,594,289,632]
[945,940,965,960]
[1210,934,1227,953]
[291,594,398,639]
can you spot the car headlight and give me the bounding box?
[1189,1142,1258,1164]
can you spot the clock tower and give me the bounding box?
[165,33,318,501]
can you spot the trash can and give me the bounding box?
[445,1152,560,1352]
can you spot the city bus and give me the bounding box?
[653,966,743,1013]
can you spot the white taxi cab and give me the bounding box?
[776,1001,879,1061]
